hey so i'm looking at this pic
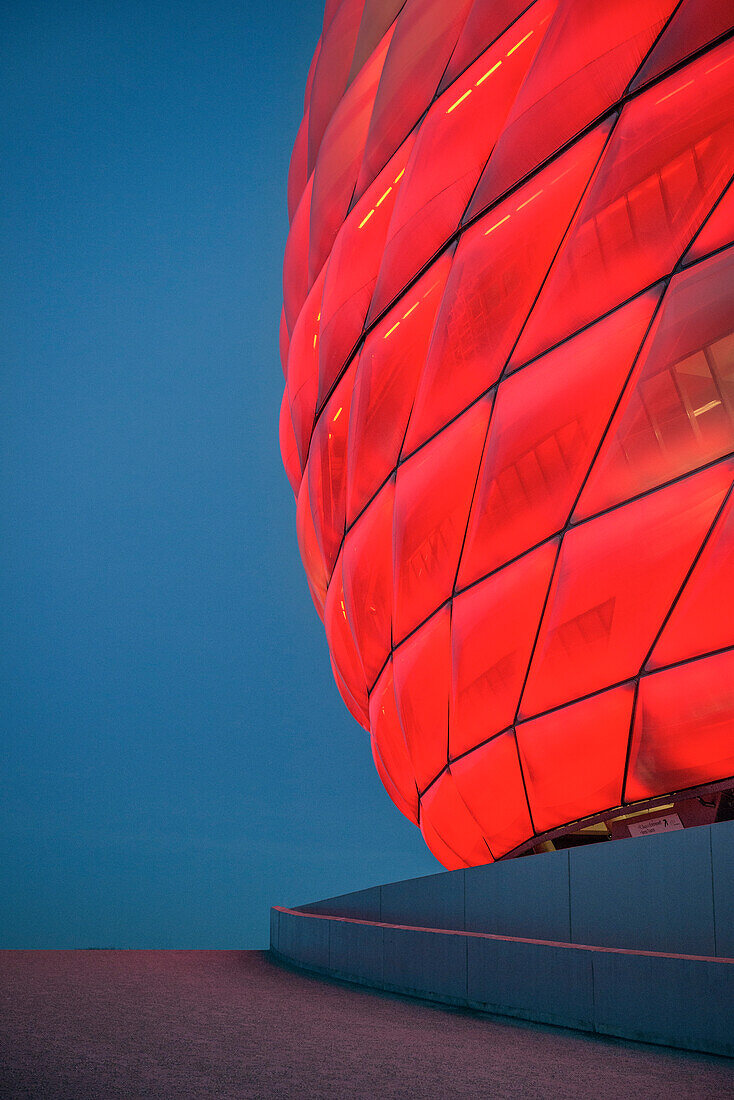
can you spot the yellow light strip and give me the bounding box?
[384,321,400,339]
[694,399,721,417]
[447,89,472,114]
[402,301,420,319]
[656,79,693,105]
[507,30,533,56]
[375,185,392,208]
[312,334,318,349]
[394,168,405,183]
[476,61,501,86]
[485,213,510,235]
[516,188,542,211]
[358,208,375,229]
[332,406,343,422]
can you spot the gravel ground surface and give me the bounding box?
[0,949,732,1099]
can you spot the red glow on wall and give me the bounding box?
[281,0,734,867]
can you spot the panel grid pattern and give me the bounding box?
[280,0,734,868]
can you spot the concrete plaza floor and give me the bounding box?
[1,949,731,1098]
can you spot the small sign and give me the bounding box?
[628,813,684,837]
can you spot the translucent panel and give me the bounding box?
[346,252,453,524]
[521,461,733,718]
[450,541,557,759]
[279,307,290,376]
[296,476,328,619]
[304,35,322,108]
[403,127,610,453]
[648,489,734,669]
[516,684,634,833]
[286,262,326,468]
[317,137,414,409]
[684,178,734,264]
[307,363,356,576]
[348,0,406,84]
[287,109,310,224]
[625,649,734,802]
[307,0,367,175]
[577,249,734,518]
[355,0,475,199]
[372,734,419,823]
[308,27,393,285]
[283,174,315,335]
[332,653,371,729]
[279,391,302,498]
[450,731,533,858]
[469,0,672,216]
[420,771,492,867]
[369,660,420,822]
[459,290,659,586]
[419,807,468,869]
[393,605,451,791]
[629,0,734,92]
[511,46,734,366]
[393,400,490,643]
[342,478,395,686]
[439,0,532,92]
[324,550,370,722]
[368,3,549,321]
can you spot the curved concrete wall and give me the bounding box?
[270,821,734,1056]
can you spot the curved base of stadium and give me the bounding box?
[271,819,734,1057]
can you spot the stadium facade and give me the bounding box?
[279,0,734,868]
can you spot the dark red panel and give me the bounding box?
[342,477,395,685]
[625,649,734,802]
[648,489,734,669]
[450,541,558,760]
[308,26,393,284]
[403,125,611,453]
[469,0,673,217]
[296,476,328,620]
[282,174,315,336]
[279,391,302,498]
[577,247,734,518]
[420,771,492,867]
[393,399,490,643]
[355,0,475,199]
[286,261,326,470]
[325,550,370,723]
[684,177,734,264]
[393,605,451,791]
[287,109,310,224]
[521,461,733,718]
[347,252,453,524]
[306,362,357,576]
[307,0,366,174]
[439,0,534,91]
[516,684,634,833]
[511,43,734,366]
[370,660,420,822]
[629,0,734,92]
[450,732,534,858]
[459,289,659,586]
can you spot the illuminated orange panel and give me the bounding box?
[516,684,635,833]
[282,1,734,869]
[625,649,734,802]
[521,460,733,718]
[450,541,558,760]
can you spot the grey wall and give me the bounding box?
[296,820,734,957]
[270,822,734,1057]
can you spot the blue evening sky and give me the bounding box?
[1,0,438,949]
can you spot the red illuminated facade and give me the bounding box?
[279,0,734,869]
